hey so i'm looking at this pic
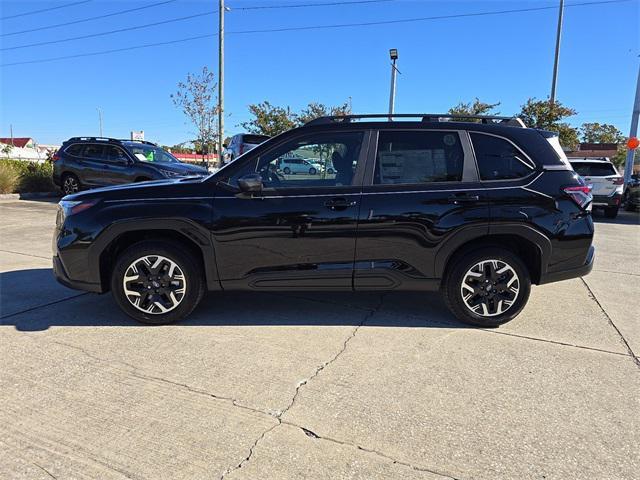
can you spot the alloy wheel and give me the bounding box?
[122,255,187,314]
[460,259,520,317]
[63,176,79,194]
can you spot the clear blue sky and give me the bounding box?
[1,0,638,146]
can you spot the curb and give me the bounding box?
[0,192,60,200]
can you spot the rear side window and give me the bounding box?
[64,144,83,156]
[82,144,104,160]
[374,131,464,184]
[470,133,534,181]
[570,162,617,177]
[243,135,269,145]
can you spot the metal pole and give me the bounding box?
[623,64,640,184]
[388,58,397,115]
[10,124,13,146]
[218,0,224,168]
[550,0,564,105]
[97,108,103,136]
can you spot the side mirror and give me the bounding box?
[237,173,263,193]
[223,143,228,148]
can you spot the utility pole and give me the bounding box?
[96,107,103,137]
[550,0,564,105]
[623,64,640,184]
[388,48,398,116]
[218,0,224,167]
[10,124,13,146]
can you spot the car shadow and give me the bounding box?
[1,268,468,331]
[592,209,640,225]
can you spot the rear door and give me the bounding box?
[79,144,107,186]
[211,130,369,290]
[354,129,489,289]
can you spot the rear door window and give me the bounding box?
[82,144,105,160]
[570,162,617,177]
[470,133,534,181]
[374,130,464,184]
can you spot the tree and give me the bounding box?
[171,67,218,165]
[519,98,579,150]
[613,144,635,169]
[447,98,500,121]
[580,123,625,144]
[295,101,351,126]
[240,101,296,137]
[240,100,352,136]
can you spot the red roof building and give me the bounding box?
[0,137,34,148]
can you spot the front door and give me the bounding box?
[211,130,369,290]
[354,129,490,289]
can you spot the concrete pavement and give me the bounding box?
[1,199,638,479]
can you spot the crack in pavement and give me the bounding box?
[1,293,89,321]
[581,278,640,368]
[0,248,51,260]
[32,462,57,479]
[47,335,459,479]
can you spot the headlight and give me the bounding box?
[59,199,97,217]
[159,169,182,178]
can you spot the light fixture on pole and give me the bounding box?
[388,48,399,116]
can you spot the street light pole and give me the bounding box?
[623,64,640,184]
[218,0,225,167]
[550,0,564,105]
[96,107,103,137]
[388,48,398,116]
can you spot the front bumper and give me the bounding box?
[539,245,595,285]
[53,255,102,293]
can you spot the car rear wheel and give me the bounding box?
[111,241,204,324]
[442,248,531,327]
[61,173,80,195]
[604,206,619,218]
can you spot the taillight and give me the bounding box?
[611,177,624,185]
[563,185,592,209]
[52,153,60,162]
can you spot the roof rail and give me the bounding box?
[64,136,122,144]
[304,113,526,128]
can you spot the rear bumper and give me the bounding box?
[53,255,102,293]
[592,193,622,207]
[539,245,595,285]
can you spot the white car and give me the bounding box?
[569,157,623,218]
[278,157,318,175]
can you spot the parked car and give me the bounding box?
[52,137,209,195]
[568,157,623,218]
[53,113,594,327]
[223,133,270,164]
[623,173,640,211]
[278,157,318,175]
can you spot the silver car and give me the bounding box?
[569,157,623,218]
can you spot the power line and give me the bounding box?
[1,0,178,37]
[229,0,394,10]
[2,11,216,51]
[1,0,629,67]
[1,0,93,21]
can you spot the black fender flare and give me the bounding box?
[88,217,220,291]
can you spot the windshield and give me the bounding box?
[570,161,618,177]
[124,143,179,163]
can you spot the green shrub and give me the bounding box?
[0,159,56,193]
[18,161,55,193]
[0,162,20,193]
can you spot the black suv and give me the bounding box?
[53,114,595,327]
[52,137,209,195]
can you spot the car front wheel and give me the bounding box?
[442,248,531,327]
[111,241,204,324]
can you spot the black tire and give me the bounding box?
[604,206,619,218]
[61,173,80,195]
[309,167,317,175]
[442,247,531,327]
[283,167,291,175]
[111,240,205,325]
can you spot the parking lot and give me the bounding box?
[0,198,638,479]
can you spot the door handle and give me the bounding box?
[324,198,357,210]
[448,193,479,204]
